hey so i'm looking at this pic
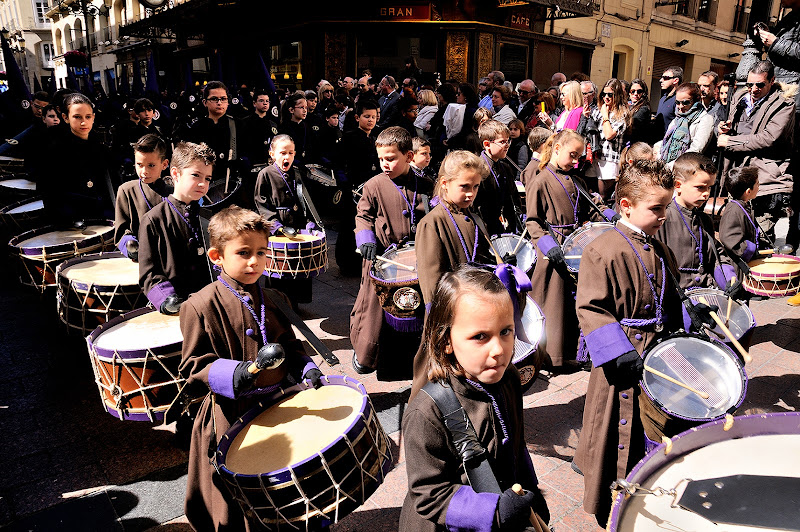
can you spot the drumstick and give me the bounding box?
[511,484,540,528]
[511,226,529,255]
[697,296,753,364]
[247,362,261,374]
[758,248,776,255]
[563,255,582,260]
[224,147,234,194]
[725,276,735,326]
[375,255,416,272]
[644,365,709,399]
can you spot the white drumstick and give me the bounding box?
[697,296,753,364]
[375,255,416,271]
[644,364,709,399]
[564,254,582,260]
[511,226,529,255]
[725,276,736,326]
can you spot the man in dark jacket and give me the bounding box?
[653,66,682,142]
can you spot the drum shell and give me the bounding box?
[513,295,546,392]
[369,243,423,332]
[743,254,800,297]
[86,308,184,421]
[686,287,756,351]
[265,230,328,279]
[0,197,44,233]
[216,376,391,527]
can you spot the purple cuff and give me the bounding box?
[301,357,318,378]
[742,240,757,262]
[146,281,176,310]
[355,229,377,247]
[584,322,636,367]
[306,221,318,231]
[270,221,283,234]
[208,359,239,399]
[536,234,558,256]
[714,264,736,288]
[117,234,136,257]
[603,208,618,222]
[444,485,499,532]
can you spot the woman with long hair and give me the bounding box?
[414,89,439,138]
[654,82,714,167]
[593,78,631,199]
[538,80,583,131]
[628,78,652,144]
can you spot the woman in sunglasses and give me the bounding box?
[654,82,714,168]
[593,78,631,199]
[628,78,652,145]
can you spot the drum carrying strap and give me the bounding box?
[299,174,325,229]
[421,381,502,494]
[263,289,339,366]
[572,180,614,223]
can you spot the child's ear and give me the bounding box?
[674,179,683,194]
[170,166,180,181]
[207,247,223,265]
[482,139,491,149]
[405,150,414,163]
[445,341,453,354]
[619,197,632,214]
[160,159,169,171]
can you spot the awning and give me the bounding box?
[499,0,597,19]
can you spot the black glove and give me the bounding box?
[359,242,377,261]
[277,226,297,238]
[502,252,518,266]
[724,277,743,298]
[303,368,324,389]
[232,360,259,398]
[685,301,718,331]
[126,239,139,262]
[545,246,565,266]
[497,487,536,531]
[160,295,185,315]
[256,343,286,370]
[612,349,644,388]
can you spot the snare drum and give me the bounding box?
[491,233,536,274]
[370,242,422,332]
[610,412,800,532]
[215,375,392,529]
[743,254,800,297]
[0,197,44,233]
[57,252,145,335]
[8,221,115,291]
[265,229,328,279]
[562,222,615,276]
[514,295,546,392]
[686,288,756,351]
[305,164,337,187]
[86,308,185,421]
[0,177,36,202]
[639,334,746,444]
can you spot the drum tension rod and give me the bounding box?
[611,478,690,507]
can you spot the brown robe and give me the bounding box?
[524,163,604,367]
[473,156,524,237]
[719,199,768,276]
[180,273,314,532]
[399,369,548,532]
[113,177,171,254]
[656,199,735,290]
[138,195,213,309]
[574,223,682,519]
[350,169,433,368]
[253,164,311,230]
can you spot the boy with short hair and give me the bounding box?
[317,104,343,169]
[242,88,278,166]
[395,96,419,138]
[410,137,432,179]
[656,152,736,290]
[719,166,769,276]
[475,119,524,236]
[114,134,172,261]
[180,205,322,532]
[350,126,433,374]
[139,141,216,315]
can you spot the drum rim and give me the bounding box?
[0,178,36,190]
[512,295,545,364]
[641,333,747,422]
[685,287,756,333]
[9,219,114,256]
[217,375,372,479]
[56,251,140,292]
[88,307,183,360]
[562,222,615,273]
[609,411,800,530]
[0,196,44,215]
[747,254,800,280]
[489,233,537,272]
[369,242,419,283]
[266,229,327,250]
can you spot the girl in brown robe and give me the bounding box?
[574,160,682,526]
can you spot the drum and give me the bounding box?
[562,222,615,276]
[513,295,546,392]
[686,287,756,351]
[86,308,185,422]
[639,334,746,445]
[491,233,536,274]
[8,221,115,291]
[215,375,392,529]
[743,254,800,297]
[56,252,146,335]
[0,197,44,233]
[609,412,800,532]
[265,229,328,279]
[0,177,35,199]
[305,164,337,187]
[369,242,422,332]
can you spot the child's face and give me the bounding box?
[171,162,213,203]
[442,169,482,210]
[307,98,317,112]
[209,232,268,286]
[204,88,229,119]
[483,134,510,161]
[326,114,339,127]
[270,139,295,172]
[413,146,432,169]
[137,108,154,126]
[620,187,673,236]
[254,95,270,113]
[377,145,413,179]
[64,103,94,140]
[446,291,515,385]
[553,139,584,171]
[43,109,60,127]
[402,104,419,121]
[290,99,308,122]
[675,171,715,209]
[509,125,521,139]
[356,110,377,133]
[135,151,168,184]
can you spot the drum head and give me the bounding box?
[748,255,800,277]
[61,255,139,287]
[5,199,43,214]
[491,234,536,273]
[14,225,113,252]
[513,295,545,364]
[687,288,754,342]
[269,233,321,246]
[225,385,364,475]
[0,178,36,191]
[642,336,745,421]
[372,243,417,282]
[94,310,182,352]
[562,222,615,272]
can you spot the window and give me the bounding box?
[42,43,54,65]
[35,1,48,24]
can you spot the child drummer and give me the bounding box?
[573,159,684,526]
[719,166,770,281]
[350,126,434,375]
[138,141,216,315]
[113,134,173,262]
[475,120,524,236]
[253,134,321,306]
[180,205,323,531]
